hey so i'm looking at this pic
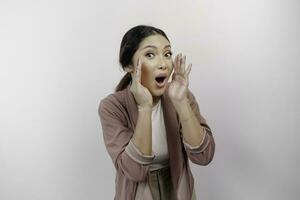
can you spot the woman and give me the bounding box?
[98,25,215,200]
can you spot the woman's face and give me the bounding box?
[130,34,174,98]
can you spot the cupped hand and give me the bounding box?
[130,58,153,108]
[168,53,192,106]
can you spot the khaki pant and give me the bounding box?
[147,166,197,200]
[148,166,173,200]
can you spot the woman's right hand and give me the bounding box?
[130,58,153,109]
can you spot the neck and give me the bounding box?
[152,96,161,107]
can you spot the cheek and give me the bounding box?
[141,65,153,85]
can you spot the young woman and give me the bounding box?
[98,25,215,200]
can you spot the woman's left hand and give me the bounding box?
[168,53,192,109]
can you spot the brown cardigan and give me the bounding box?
[98,84,215,200]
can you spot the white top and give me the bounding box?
[150,99,169,170]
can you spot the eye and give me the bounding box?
[165,51,173,58]
[145,53,155,58]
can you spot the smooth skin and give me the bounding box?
[128,34,205,156]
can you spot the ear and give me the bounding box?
[124,65,134,73]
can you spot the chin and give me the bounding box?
[148,80,169,98]
[151,88,166,98]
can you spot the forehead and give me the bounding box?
[138,34,171,50]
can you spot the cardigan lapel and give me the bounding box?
[161,90,184,193]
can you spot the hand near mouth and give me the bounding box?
[130,58,153,109]
[168,53,192,108]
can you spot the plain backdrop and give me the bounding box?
[1,0,299,199]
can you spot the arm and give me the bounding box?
[98,98,154,182]
[176,98,205,147]
[127,56,154,156]
[132,107,152,156]
[177,91,215,165]
[168,53,215,165]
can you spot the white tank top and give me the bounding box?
[150,99,169,170]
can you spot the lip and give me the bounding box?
[155,72,168,78]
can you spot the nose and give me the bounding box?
[158,56,167,70]
[158,64,166,70]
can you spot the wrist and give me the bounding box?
[172,97,189,111]
[174,98,191,119]
[138,105,152,112]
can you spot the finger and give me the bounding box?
[131,63,137,83]
[178,53,182,73]
[184,63,192,82]
[132,58,140,83]
[171,70,176,81]
[181,55,186,74]
[173,54,179,74]
[172,55,177,74]
[176,54,181,74]
[171,59,175,74]
[178,53,182,74]
[184,63,192,80]
[136,58,142,82]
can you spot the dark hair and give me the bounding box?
[115,25,170,92]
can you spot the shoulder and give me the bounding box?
[98,89,128,116]
[100,89,126,105]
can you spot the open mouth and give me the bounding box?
[155,75,167,87]
[155,76,166,83]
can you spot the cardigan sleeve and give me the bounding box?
[98,97,154,182]
[181,90,216,165]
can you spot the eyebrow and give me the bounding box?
[142,45,171,50]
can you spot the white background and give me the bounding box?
[1,0,299,199]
